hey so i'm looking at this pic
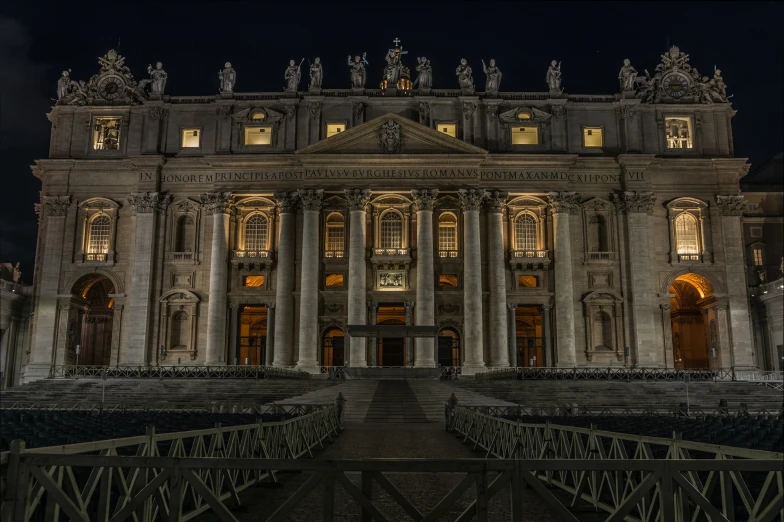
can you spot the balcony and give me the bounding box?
[85,253,107,262]
[170,252,199,264]
[439,250,459,259]
[678,253,702,263]
[584,251,617,263]
[371,247,411,269]
[78,251,114,265]
[323,250,345,260]
[509,250,550,269]
[232,249,274,268]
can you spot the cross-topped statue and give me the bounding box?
[381,37,411,88]
[392,37,401,47]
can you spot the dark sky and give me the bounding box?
[1,1,782,277]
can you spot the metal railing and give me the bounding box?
[475,366,748,381]
[446,404,784,521]
[372,248,410,256]
[171,251,198,262]
[47,365,310,379]
[510,249,548,259]
[454,404,784,418]
[0,406,342,522]
[438,249,459,258]
[0,401,331,416]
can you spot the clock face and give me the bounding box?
[98,74,125,101]
[662,72,690,99]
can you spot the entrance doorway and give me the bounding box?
[377,304,406,366]
[238,306,267,365]
[437,328,460,367]
[71,275,115,366]
[668,273,714,368]
[322,328,345,366]
[516,306,543,367]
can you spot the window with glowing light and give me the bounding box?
[244,214,269,251]
[511,126,539,145]
[675,213,699,254]
[244,126,272,146]
[325,273,344,288]
[251,112,266,121]
[438,213,458,256]
[753,247,764,266]
[583,127,604,148]
[514,213,538,250]
[93,117,121,150]
[437,122,457,138]
[326,123,346,138]
[518,275,538,288]
[439,274,458,287]
[181,128,201,148]
[325,213,345,254]
[87,215,111,255]
[665,117,693,149]
[380,211,403,249]
[243,275,265,287]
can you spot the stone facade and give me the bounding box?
[0,264,32,388]
[23,47,760,380]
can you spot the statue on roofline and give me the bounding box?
[618,58,637,91]
[456,58,473,91]
[546,60,562,91]
[219,62,236,93]
[380,38,411,89]
[348,54,367,88]
[146,62,168,94]
[482,58,502,93]
[415,56,432,89]
[309,57,323,89]
[284,59,303,92]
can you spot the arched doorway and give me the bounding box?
[668,273,715,368]
[322,328,345,366]
[70,275,115,366]
[437,328,460,367]
[238,306,267,365]
[516,306,543,367]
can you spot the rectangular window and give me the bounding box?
[753,248,764,266]
[511,126,539,145]
[326,123,346,138]
[325,273,344,288]
[665,117,693,149]
[518,275,538,288]
[93,117,122,150]
[750,226,762,238]
[437,122,457,138]
[244,126,272,146]
[746,203,759,212]
[243,275,265,287]
[583,127,604,148]
[439,274,458,287]
[181,128,201,148]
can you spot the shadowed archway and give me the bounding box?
[668,273,715,368]
[70,274,116,366]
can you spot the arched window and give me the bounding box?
[438,212,457,256]
[593,311,613,350]
[514,213,537,251]
[175,215,195,252]
[245,214,268,251]
[675,213,699,254]
[87,215,111,255]
[587,215,608,252]
[380,211,403,249]
[325,213,345,255]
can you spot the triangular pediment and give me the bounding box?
[296,113,488,156]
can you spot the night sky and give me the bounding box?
[1,1,782,278]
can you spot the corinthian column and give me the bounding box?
[296,189,323,373]
[548,192,581,367]
[272,193,298,367]
[458,189,487,374]
[412,189,437,367]
[201,192,234,365]
[345,189,371,368]
[124,192,171,365]
[486,191,509,367]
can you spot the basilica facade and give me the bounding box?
[19,44,761,382]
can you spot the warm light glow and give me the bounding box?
[245,127,272,146]
[181,128,200,148]
[326,123,346,138]
[243,275,265,287]
[439,274,458,287]
[518,275,538,288]
[325,273,344,287]
[93,117,121,150]
[753,247,764,266]
[438,123,457,138]
[511,126,539,145]
[665,117,693,149]
[583,127,603,148]
[516,111,531,121]
[671,273,714,299]
[251,112,265,120]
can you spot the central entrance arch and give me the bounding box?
[70,274,116,366]
[668,273,716,368]
[376,304,406,366]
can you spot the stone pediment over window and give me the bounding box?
[296,113,488,156]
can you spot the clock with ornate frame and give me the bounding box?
[661,71,692,99]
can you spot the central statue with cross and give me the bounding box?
[381,37,412,90]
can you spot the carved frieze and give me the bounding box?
[462,102,477,118]
[325,303,344,314]
[307,101,321,119]
[458,189,486,211]
[612,191,656,214]
[715,194,745,216]
[200,192,234,215]
[547,192,582,214]
[418,102,430,124]
[42,196,71,217]
[411,189,438,212]
[345,189,372,211]
[147,107,168,121]
[298,189,324,211]
[352,102,364,120]
[216,106,232,120]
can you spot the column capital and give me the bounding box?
[660,303,671,311]
[345,189,372,211]
[547,192,581,214]
[612,191,657,215]
[128,192,172,215]
[201,192,234,215]
[486,191,509,213]
[462,101,477,118]
[458,189,486,211]
[275,191,299,213]
[367,301,378,312]
[715,194,745,216]
[507,303,518,311]
[229,304,241,311]
[542,304,553,311]
[265,302,276,309]
[411,189,438,211]
[41,195,71,217]
[298,189,324,211]
[404,301,415,312]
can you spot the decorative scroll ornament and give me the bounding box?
[345,189,372,211]
[411,189,438,212]
[550,105,566,119]
[498,107,552,126]
[284,105,296,120]
[548,192,582,214]
[298,189,324,211]
[42,195,71,217]
[200,192,234,215]
[486,191,509,213]
[216,106,232,120]
[147,107,168,121]
[56,49,148,106]
[418,102,430,124]
[378,119,403,153]
[462,102,477,118]
[612,191,657,215]
[715,194,745,216]
[326,303,344,313]
[620,104,637,120]
[458,189,486,211]
[352,102,364,119]
[275,191,299,213]
[307,101,321,119]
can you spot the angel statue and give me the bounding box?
[146,62,168,94]
[57,70,71,100]
[415,57,432,89]
[546,60,562,91]
[482,58,502,93]
[348,54,367,89]
[618,59,637,92]
[219,62,236,93]
[284,59,303,92]
[456,58,473,91]
[309,57,323,89]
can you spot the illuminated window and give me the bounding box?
[438,213,458,256]
[245,214,268,251]
[675,213,699,254]
[583,127,603,148]
[437,122,457,138]
[439,274,458,287]
[244,126,272,146]
[753,247,764,266]
[665,117,693,149]
[93,117,121,150]
[516,111,531,121]
[515,213,537,250]
[251,112,266,121]
[87,215,111,255]
[326,123,346,138]
[511,126,539,145]
[325,273,344,287]
[326,213,345,254]
[518,275,538,288]
[243,275,265,287]
[181,128,201,148]
[380,211,403,249]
